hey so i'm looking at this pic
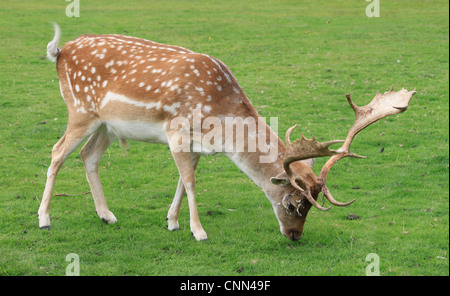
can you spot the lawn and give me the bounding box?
[0,0,448,276]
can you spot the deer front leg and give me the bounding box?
[80,126,117,224]
[167,154,200,231]
[169,150,206,241]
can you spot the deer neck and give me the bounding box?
[223,116,286,192]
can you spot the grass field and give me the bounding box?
[0,0,448,276]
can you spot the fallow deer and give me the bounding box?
[39,23,415,241]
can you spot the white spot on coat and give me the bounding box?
[203,105,212,114]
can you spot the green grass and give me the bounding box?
[0,0,448,276]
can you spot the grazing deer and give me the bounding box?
[39,23,415,241]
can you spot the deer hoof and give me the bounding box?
[167,218,180,231]
[191,229,208,241]
[38,214,51,229]
[99,211,117,224]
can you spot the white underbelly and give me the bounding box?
[105,120,168,144]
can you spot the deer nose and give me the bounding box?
[288,231,302,241]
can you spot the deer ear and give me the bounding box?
[270,172,290,186]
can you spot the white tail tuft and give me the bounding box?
[46,23,61,62]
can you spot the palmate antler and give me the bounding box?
[283,126,345,210]
[284,88,416,211]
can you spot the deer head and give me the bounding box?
[270,88,416,240]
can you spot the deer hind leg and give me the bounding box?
[80,125,117,224]
[167,154,200,231]
[38,121,98,229]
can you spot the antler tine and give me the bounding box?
[304,190,331,211]
[289,179,331,211]
[318,88,416,206]
[285,124,297,145]
[283,125,344,174]
[322,182,356,207]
